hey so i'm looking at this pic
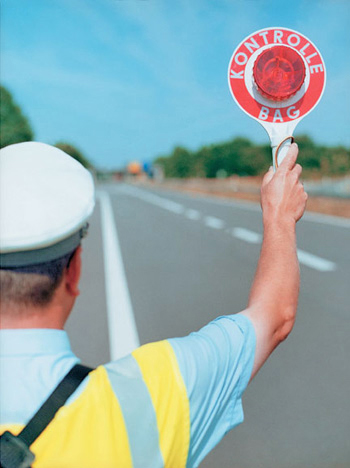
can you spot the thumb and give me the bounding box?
[278,142,298,171]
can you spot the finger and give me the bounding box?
[278,142,298,171]
[292,163,302,178]
[262,166,274,186]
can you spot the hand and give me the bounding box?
[261,143,308,226]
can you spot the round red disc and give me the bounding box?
[253,45,306,101]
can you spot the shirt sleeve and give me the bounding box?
[168,313,256,468]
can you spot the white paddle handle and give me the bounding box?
[271,136,294,171]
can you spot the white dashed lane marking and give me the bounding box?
[112,185,337,272]
[232,227,262,244]
[297,249,336,272]
[204,216,225,229]
[231,227,336,272]
[185,209,201,220]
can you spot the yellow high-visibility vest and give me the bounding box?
[0,340,190,468]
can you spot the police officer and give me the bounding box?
[0,141,307,467]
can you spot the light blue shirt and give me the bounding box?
[0,329,80,425]
[0,314,255,468]
[170,313,256,467]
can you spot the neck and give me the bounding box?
[0,303,68,330]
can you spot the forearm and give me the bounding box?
[241,143,306,380]
[248,218,299,340]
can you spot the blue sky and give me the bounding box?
[2,0,350,169]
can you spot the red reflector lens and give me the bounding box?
[253,46,306,101]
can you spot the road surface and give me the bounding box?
[66,183,350,468]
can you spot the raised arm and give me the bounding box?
[242,143,307,380]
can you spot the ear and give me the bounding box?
[65,246,82,297]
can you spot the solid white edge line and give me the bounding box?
[98,190,140,361]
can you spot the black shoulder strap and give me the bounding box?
[0,364,93,468]
[19,364,93,446]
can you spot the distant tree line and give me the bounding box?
[0,86,93,169]
[2,85,349,178]
[155,136,350,179]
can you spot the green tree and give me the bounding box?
[0,86,34,148]
[155,147,193,178]
[54,142,93,169]
[203,143,228,178]
[222,137,253,175]
[319,146,350,175]
[155,133,350,179]
[294,135,320,171]
[238,145,271,176]
[170,147,194,178]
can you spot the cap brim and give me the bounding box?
[0,226,88,268]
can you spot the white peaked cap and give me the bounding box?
[0,142,95,267]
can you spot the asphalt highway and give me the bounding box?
[66,183,350,468]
